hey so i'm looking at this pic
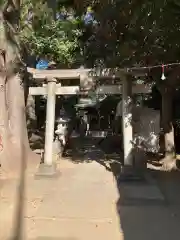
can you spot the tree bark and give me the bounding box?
[0,1,34,173]
[7,74,30,153]
[26,94,37,133]
[0,74,9,166]
[161,87,175,158]
[0,10,10,169]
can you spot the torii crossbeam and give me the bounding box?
[27,68,151,177]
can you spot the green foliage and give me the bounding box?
[20,0,83,67]
[12,0,180,68]
[82,0,180,67]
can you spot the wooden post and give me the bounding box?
[122,73,133,166]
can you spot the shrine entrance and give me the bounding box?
[27,67,151,176]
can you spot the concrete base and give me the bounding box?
[118,165,145,182]
[35,163,60,179]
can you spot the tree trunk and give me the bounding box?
[0,10,10,169]
[0,74,9,166]
[161,88,175,158]
[155,85,177,171]
[47,0,56,20]
[0,2,35,173]
[26,95,37,133]
[7,74,30,155]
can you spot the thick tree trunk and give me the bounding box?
[0,2,37,174]
[0,11,10,169]
[26,95,37,132]
[161,89,175,158]
[0,75,9,166]
[7,74,30,154]
[158,87,178,171]
[47,0,56,19]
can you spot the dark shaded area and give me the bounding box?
[143,85,161,110]
[63,135,122,163]
[173,89,180,154]
[63,137,180,240]
[115,168,180,240]
[29,95,121,151]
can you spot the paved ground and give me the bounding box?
[0,160,121,240]
[1,139,180,240]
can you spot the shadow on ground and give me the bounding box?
[63,135,122,163]
[3,134,180,240]
[64,136,180,240]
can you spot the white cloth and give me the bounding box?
[115,100,122,118]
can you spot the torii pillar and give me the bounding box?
[120,72,145,180]
[121,73,133,166]
[119,72,139,180]
[35,78,59,178]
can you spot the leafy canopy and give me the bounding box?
[20,0,83,67]
[2,0,180,68]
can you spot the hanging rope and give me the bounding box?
[127,62,180,72]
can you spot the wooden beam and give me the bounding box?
[29,84,151,96]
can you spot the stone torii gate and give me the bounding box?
[27,67,151,177]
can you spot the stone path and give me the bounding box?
[0,161,121,240]
[1,139,180,239]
